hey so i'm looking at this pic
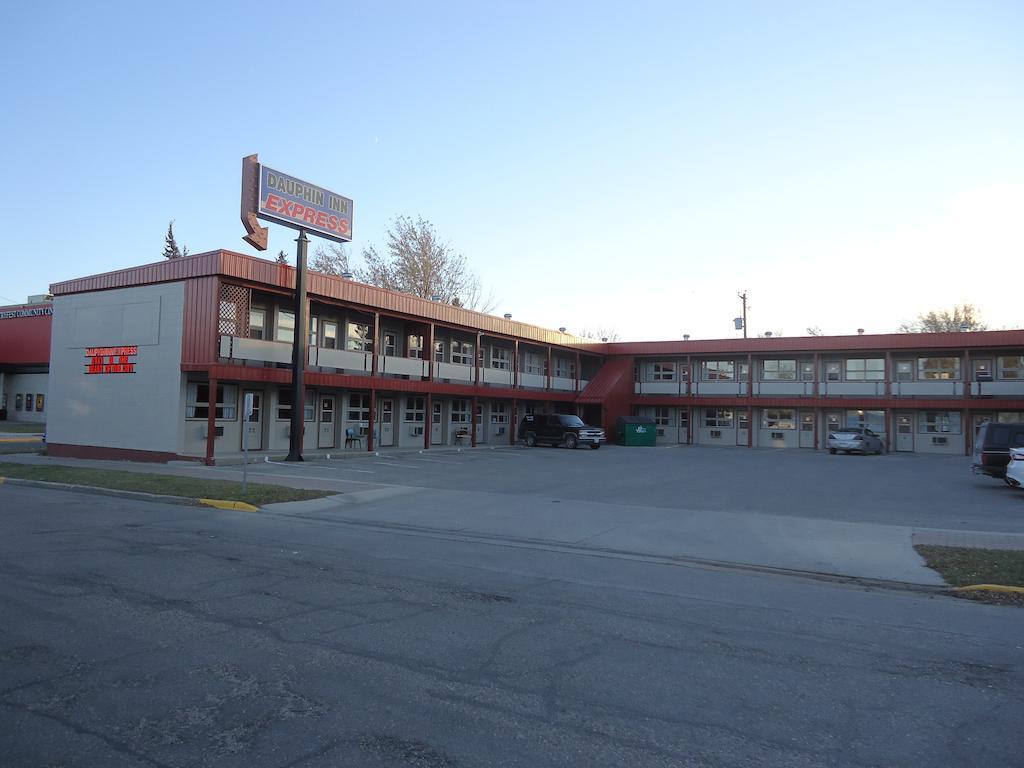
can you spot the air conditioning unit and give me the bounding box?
[200,425,224,439]
[932,436,948,445]
[771,431,785,440]
[409,425,424,436]
[656,428,665,437]
[710,429,722,438]
[495,426,505,435]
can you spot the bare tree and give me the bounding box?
[356,216,496,312]
[578,328,621,342]
[898,304,987,333]
[275,250,288,265]
[309,243,350,276]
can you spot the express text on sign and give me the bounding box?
[257,166,353,243]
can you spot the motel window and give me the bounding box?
[407,334,424,359]
[845,358,884,381]
[525,352,546,375]
[825,361,841,382]
[347,393,370,422]
[490,402,509,423]
[433,340,445,362]
[704,408,733,428]
[895,360,913,381]
[738,410,750,430]
[491,347,510,370]
[322,321,338,349]
[451,341,474,365]
[761,360,796,381]
[346,322,372,352]
[997,356,1024,380]
[556,357,576,378]
[998,412,1024,423]
[308,316,319,346]
[762,409,796,430]
[383,333,397,356]
[919,411,961,434]
[303,390,315,421]
[799,362,814,382]
[702,361,734,381]
[679,365,689,382]
[654,407,671,426]
[918,357,960,380]
[277,390,292,421]
[404,397,425,422]
[248,308,266,340]
[187,383,238,420]
[275,310,295,343]
[652,363,675,381]
[451,399,471,423]
[679,409,689,429]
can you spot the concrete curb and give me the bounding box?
[0,476,260,512]
[953,584,1024,595]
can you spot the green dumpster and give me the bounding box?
[616,416,657,446]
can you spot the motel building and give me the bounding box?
[2,250,1024,462]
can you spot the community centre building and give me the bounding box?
[3,249,1023,463]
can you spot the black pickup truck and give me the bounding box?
[518,414,606,449]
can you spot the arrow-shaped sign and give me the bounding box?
[240,154,268,250]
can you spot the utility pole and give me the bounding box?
[737,291,748,339]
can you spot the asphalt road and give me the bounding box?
[2,485,1023,767]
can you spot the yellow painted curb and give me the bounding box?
[954,584,1024,595]
[199,498,260,512]
[0,477,5,484]
[0,436,42,442]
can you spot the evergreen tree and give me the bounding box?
[275,250,289,264]
[162,221,187,260]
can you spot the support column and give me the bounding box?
[513,340,520,389]
[963,348,971,401]
[367,389,377,452]
[476,332,483,386]
[747,353,753,448]
[371,312,380,378]
[424,393,432,450]
[546,347,553,391]
[965,408,972,456]
[510,399,517,446]
[575,352,581,392]
[286,229,309,462]
[205,377,218,466]
[471,396,478,447]
[426,324,435,380]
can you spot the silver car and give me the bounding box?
[828,426,883,455]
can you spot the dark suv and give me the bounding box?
[518,414,606,449]
[973,422,1024,480]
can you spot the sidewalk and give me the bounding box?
[4,452,1023,586]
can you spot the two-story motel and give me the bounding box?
[6,250,1023,463]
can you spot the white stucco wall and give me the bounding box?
[46,283,185,454]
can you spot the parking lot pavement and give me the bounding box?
[281,444,1024,533]
[4,446,1019,584]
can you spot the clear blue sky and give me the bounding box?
[2,1,1021,340]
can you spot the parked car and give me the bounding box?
[518,414,605,449]
[973,421,1024,479]
[827,426,883,455]
[1004,448,1024,488]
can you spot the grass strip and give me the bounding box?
[0,422,46,434]
[0,462,332,507]
[915,545,1024,607]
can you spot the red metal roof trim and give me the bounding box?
[606,330,1024,355]
[50,250,606,351]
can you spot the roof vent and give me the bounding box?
[764,331,773,337]
[503,313,512,320]
[683,334,690,341]
[857,328,865,335]
[340,271,354,279]
[558,326,566,333]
